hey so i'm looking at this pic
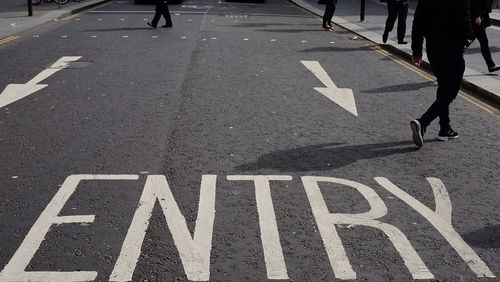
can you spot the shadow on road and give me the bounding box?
[361,81,435,94]
[463,225,500,249]
[236,140,430,172]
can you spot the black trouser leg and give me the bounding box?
[420,51,465,129]
[328,4,336,24]
[396,1,408,42]
[151,2,162,27]
[161,1,172,26]
[474,24,495,68]
[384,0,397,33]
[323,3,335,28]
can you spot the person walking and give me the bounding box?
[322,0,337,31]
[382,0,409,44]
[148,0,172,28]
[470,0,500,72]
[410,0,473,148]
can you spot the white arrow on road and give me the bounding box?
[0,56,81,109]
[301,60,358,117]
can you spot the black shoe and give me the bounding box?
[162,24,172,28]
[398,41,408,44]
[437,127,459,141]
[488,65,500,73]
[382,31,388,43]
[410,119,425,148]
[147,22,157,28]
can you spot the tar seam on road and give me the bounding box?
[372,45,500,119]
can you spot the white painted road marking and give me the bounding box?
[227,175,292,280]
[301,60,358,117]
[0,175,139,282]
[111,175,217,282]
[1,175,495,280]
[0,56,81,109]
[302,176,433,280]
[375,177,496,278]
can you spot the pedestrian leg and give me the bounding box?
[383,0,397,42]
[323,2,334,29]
[474,24,495,68]
[420,52,465,129]
[151,2,162,27]
[161,1,172,27]
[396,1,408,43]
[328,4,336,26]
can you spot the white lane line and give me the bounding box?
[301,40,307,43]
[270,39,276,42]
[181,36,187,39]
[91,35,97,38]
[211,37,217,40]
[122,35,129,38]
[301,60,358,117]
[61,35,68,38]
[33,35,39,38]
[152,36,158,38]
[243,38,249,41]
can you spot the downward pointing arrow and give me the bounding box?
[0,56,81,109]
[301,60,358,117]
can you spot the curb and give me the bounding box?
[380,44,500,108]
[288,0,500,108]
[66,0,110,17]
[491,17,500,27]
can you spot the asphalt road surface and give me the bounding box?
[0,0,499,281]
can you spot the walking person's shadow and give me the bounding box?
[236,140,436,172]
[463,225,500,249]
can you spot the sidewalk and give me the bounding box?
[290,0,500,105]
[0,0,109,40]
